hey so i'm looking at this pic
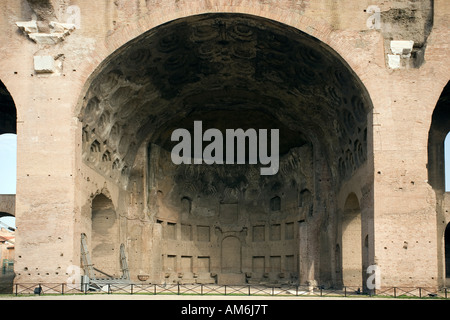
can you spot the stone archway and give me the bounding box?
[77,12,374,286]
[0,80,17,292]
[445,223,450,286]
[0,79,17,198]
[428,81,450,287]
[0,78,16,295]
[0,80,16,136]
[90,193,120,277]
[428,81,450,192]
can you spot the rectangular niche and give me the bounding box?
[270,224,281,241]
[270,256,281,273]
[285,222,294,240]
[181,224,192,241]
[252,256,265,273]
[181,256,193,273]
[253,225,265,242]
[219,203,238,224]
[197,225,210,242]
[165,222,177,240]
[164,255,176,272]
[197,256,210,273]
[285,255,295,272]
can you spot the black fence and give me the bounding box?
[10,282,450,299]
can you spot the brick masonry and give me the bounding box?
[0,0,448,289]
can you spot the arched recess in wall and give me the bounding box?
[0,80,16,136]
[428,81,450,192]
[445,223,450,285]
[427,81,450,287]
[77,13,374,286]
[221,236,241,274]
[341,193,362,288]
[91,193,120,277]
[445,132,450,192]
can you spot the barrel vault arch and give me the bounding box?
[72,1,380,118]
[72,4,376,286]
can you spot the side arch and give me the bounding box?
[428,81,450,192]
[444,223,450,286]
[90,193,120,277]
[0,80,16,135]
[0,79,17,201]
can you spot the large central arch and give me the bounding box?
[76,13,374,286]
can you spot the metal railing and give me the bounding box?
[10,282,449,299]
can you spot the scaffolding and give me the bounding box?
[80,233,131,291]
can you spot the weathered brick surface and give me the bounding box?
[0,0,447,289]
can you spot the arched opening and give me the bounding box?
[0,81,16,136]
[428,81,450,287]
[445,223,450,285]
[220,236,243,284]
[78,13,373,286]
[0,80,17,293]
[270,196,281,212]
[0,134,17,195]
[221,236,241,274]
[0,213,15,230]
[90,194,120,277]
[445,132,450,192]
[0,213,15,293]
[428,81,450,192]
[341,193,362,288]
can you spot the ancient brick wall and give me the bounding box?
[0,0,447,289]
